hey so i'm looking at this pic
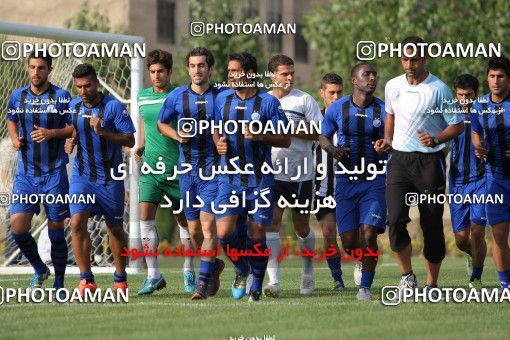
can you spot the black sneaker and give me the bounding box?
[206,259,225,297]
[191,281,208,300]
[248,290,262,302]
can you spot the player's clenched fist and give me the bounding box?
[11,136,24,150]
[89,114,102,134]
[65,137,76,154]
[216,136,228,155]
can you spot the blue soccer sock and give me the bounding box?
[497,270,510,289]
[247,237,268,293]
[114,271,127,283]
[48,228,68,289]
[326,257,344,283]
[198,260,215,285]
[80,271,95,284]
[219,231,250,275]
[360,269,375,289]
[12,231,48,274]
[470,266,484,282]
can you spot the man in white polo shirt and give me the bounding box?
[374,36,464,293]
[264,54,323,298]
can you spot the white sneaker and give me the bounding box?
[300,272,315,295]
[263,283,283,298]
[356,287,372,301]
[399,273,417,294]
[354,262,362,286]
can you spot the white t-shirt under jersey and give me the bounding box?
[385,73,463,153]
[270,88,323,182]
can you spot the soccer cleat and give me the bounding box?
[138,275,167,295]
[28,267,51,289]
[354,262,362,286]
[191,281,208,300]
[206,259,225,297]
[77,279,98,297]
[248,290,262,302]
[466,253,473,276]
[333,280,345,291]
[183,270,196,293]
[356,287,372,301]
[232,272,249,300]
[114,281,129,295]
[300,273,315,295]
[263,283,283,298]
[469,278,482,290]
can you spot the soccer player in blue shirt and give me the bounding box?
[471,56,510,290]
[449,74,487,288]
[158,47,224,300]
[214,52,291,301]
[64,63,135,296]
[320,63,387,301]
[7,52,73,291]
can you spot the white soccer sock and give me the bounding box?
[297,229,315,275]
[266,232,281,285]
[140,220,161,279]
[179,224,194,272]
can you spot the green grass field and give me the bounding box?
[0,256,509,340]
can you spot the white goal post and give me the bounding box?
[0,21,143,274]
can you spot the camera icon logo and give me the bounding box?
[405,193,419,207]
[178,118,197,138]
[190,22,205,37]
[381,286,401,306]
[2,41,21,61]
[356,41,376,61]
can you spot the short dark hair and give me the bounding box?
[321,73,343,89]
[185,47,215,67]
[228,52,258,74]
[268,54,294,73]
[402,36,426,57]
[486,56,510,77]
[147,49,173,70]
[27,51,52,68]
[454,74,479,92]
[72,63,97,79]
[350,63,374,78]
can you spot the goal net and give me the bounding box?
[0,22,143,274]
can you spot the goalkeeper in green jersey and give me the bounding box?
[136,49,199,295]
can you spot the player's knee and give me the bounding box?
[47,220,65,230]
[201,224,216,239]
[492,232,509,248]
[389,230,411,253]
[321,223,337,240]
[423,245,445,264]
[470,227,485,242]
[454,233,469,250]
[10,214,32,233]
[175,213,187,227]
[107,224,126,238]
